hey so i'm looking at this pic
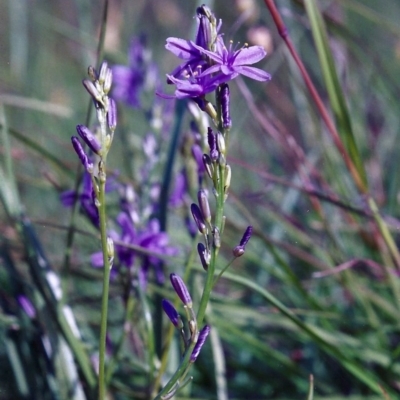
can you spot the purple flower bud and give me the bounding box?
[197,190,211,223]
[17,295,36,319]
[107,98,117,131]
[76,125,101,154]
[233,226,253,257]
[170,273,192,307]
[202,154,214,179]
[207,128,218,161]
[240,226,253,247]
[191,203,207,235]
[219,83,231,130]
[71,136,93,172]
[232,245,245,258]
[197,243,210,271]
[162,299,183,328]
[190,325,210,362]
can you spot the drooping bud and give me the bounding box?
[197,243,210,271]
[107,98,117,131]
[207,127,218,161]
[191,203,207,235]
[197,190,211,224]
[190,325,211,362]
[76,125,101,154]
[162,299,183,328]
[170,273,192,307]
[219,83,231,130]
[71,136,93,172]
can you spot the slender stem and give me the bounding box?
[98,172,111,400]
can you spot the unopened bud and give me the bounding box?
[107,98,117,131]
[76,124,101,154]
[104,68,113,94]
[224,165,231,193]
[216,131,225,155]
[197,243,210,271]
[162,299,183,328]
[202,154,214,179]
[207,128,218,161]
[71,136,93,172]
[219,83,231,130]
[98,61,108,84]
[190,325,210,362]
[82,79,102,102]
[212,226,221,248]
[170,273,192,307]
[197,190,211,224]
[191,203,207,235]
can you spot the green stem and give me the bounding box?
[98,172,111,400]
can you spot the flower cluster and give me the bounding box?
[164,5,271,99]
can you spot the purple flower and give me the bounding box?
[165,38,209,82]
[194,36,271,83]
[91,214,177,285]
[60,172,99,227]
[164,73,224,99]
[112,36,153,108]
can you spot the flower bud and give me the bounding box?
[233,226,253,257]
[216,131,225,155]
[219,83,232,130]
[191,203,207,235]
[162,299,183,328]
[82,79,102,103]
[107,98,117,131]
[202,154,214,179]
[98,61,108,84]
[197,243,210,271]
[197,190,211,224]
[170,273,192,307]
[190,325,211,362]
[212,226,221,248]
[224,165,231,193]
[207,128,218,161]
[71,136,93,172]
[76,124,101,154]
[104,68,113,94]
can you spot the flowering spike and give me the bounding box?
[190,325,211,362]
[162,299,183,328]
[197,190,211,224]
[76,125,101,154]
[191,203,207,235]
[107,98,117,131]
[170,273,192,307]
[71,136,93,172]
[219,83,231,130]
